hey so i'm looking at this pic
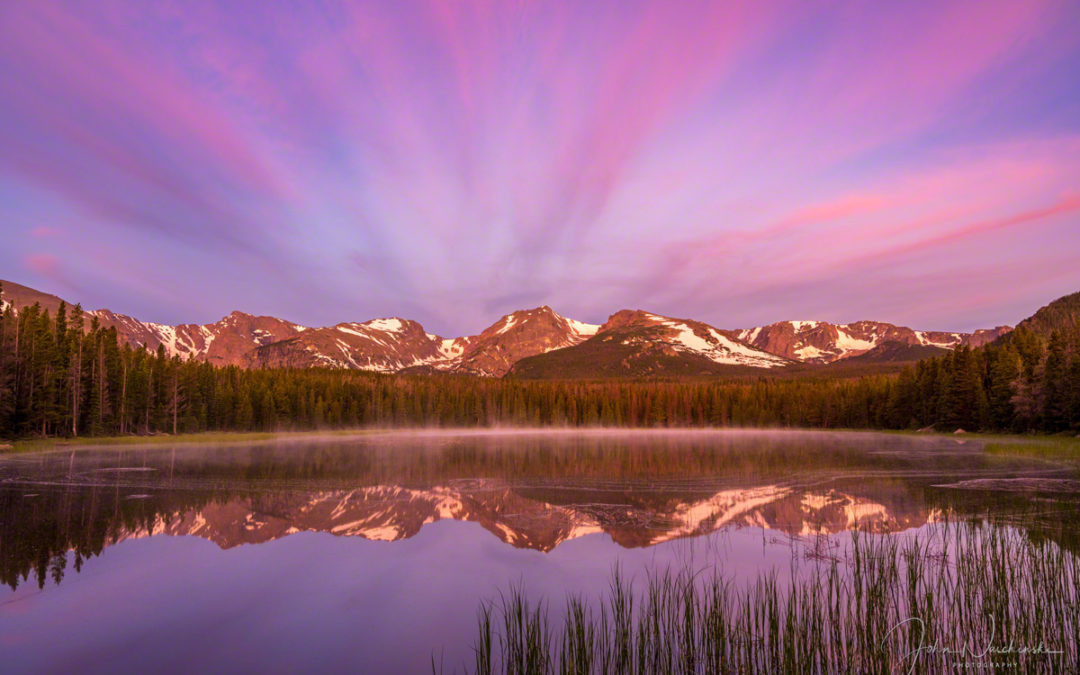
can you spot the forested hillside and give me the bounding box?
[883,292,1080,432]
[1,284,1078,439]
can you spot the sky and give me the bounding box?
[1,0,1079,336]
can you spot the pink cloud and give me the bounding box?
[1,3,289,200]
[24,253,60,275]
[29,226,58,238]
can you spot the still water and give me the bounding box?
[1,430,1078,673]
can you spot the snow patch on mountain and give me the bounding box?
[437,338,467,360]
[147,323,179,356]
[566,318,600,338]
[833,328,876,353]
[659,319,788,368]
[336,325,366,338]
[795,345,826,360]
[915,331,962,348]
[199,325,216,352]
[364,318,406,333]
[496,315,519,335]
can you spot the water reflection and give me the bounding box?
[2,430,1078,590]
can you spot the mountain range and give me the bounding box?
[0,279,1013,378]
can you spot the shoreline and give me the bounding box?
[3,427,1077,457]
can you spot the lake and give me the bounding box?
[1,430,1078,673]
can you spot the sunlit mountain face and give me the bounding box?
[3,430,1078,590]
[0,280,1013,377]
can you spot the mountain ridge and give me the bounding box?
[0,278,1016,377]
[734,320,1012,364]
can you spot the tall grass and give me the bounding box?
[984,435,1080,463]
[468,521,1078,673]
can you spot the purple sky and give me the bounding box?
[2,0,1079,336]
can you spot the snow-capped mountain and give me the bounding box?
[94,309,307,366]
[0,280,600,376]
[0,280,306,366]
[245,316,456,372]
[599,310,789,368]
[735,320,1013,364]
[244,306,600,376]
[507,310,789,377]
[452,306,600,376]
[0,278,1013,376]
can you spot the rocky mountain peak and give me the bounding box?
[0,278,1032,377]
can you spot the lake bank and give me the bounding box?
[4,426,1079,459]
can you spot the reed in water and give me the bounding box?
[468,521,1079,674]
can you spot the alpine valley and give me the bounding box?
[0,279,1013,378]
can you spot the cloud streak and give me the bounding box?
[0,0,1078,333]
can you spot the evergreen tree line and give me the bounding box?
[885,324,1080,433]
[1,289,1078,439]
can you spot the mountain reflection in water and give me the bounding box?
[3,430,1078,591]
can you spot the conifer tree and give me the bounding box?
[1042,332,1069,431]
